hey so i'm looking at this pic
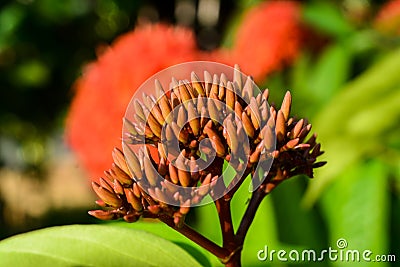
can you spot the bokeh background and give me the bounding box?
[0,0,399,266]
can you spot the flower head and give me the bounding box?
[89,64,325,226]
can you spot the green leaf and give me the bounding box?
[271,177,327,249]
[193,204,223,267]
[320,160,390,267]
[303,47,400,206]
[292,44,351,116]
[302,2,354,38]
[0,224,202,267]
[107,220,213,267]
[0,4,24,36]
[307,44,350,105]
[313,47,400,138]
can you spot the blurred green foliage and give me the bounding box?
[0,0,399,266]
[0,0,144,167]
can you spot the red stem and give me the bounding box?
[215,198,235,249]
[235,188,266,245]
[154,165,283,266]
[225,167,252,200]
[158,215,230,260]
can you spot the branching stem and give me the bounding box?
[158,214,230,260]
[235,188,266,244]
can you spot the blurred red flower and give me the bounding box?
[215,1,302,82]
[374,0,400,35]
[65,24,200,181]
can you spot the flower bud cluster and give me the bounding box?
[89,65,325,226]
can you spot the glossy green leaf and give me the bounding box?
[0,224,202,267]
[320,160,390,267]
[108,220,213,267]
